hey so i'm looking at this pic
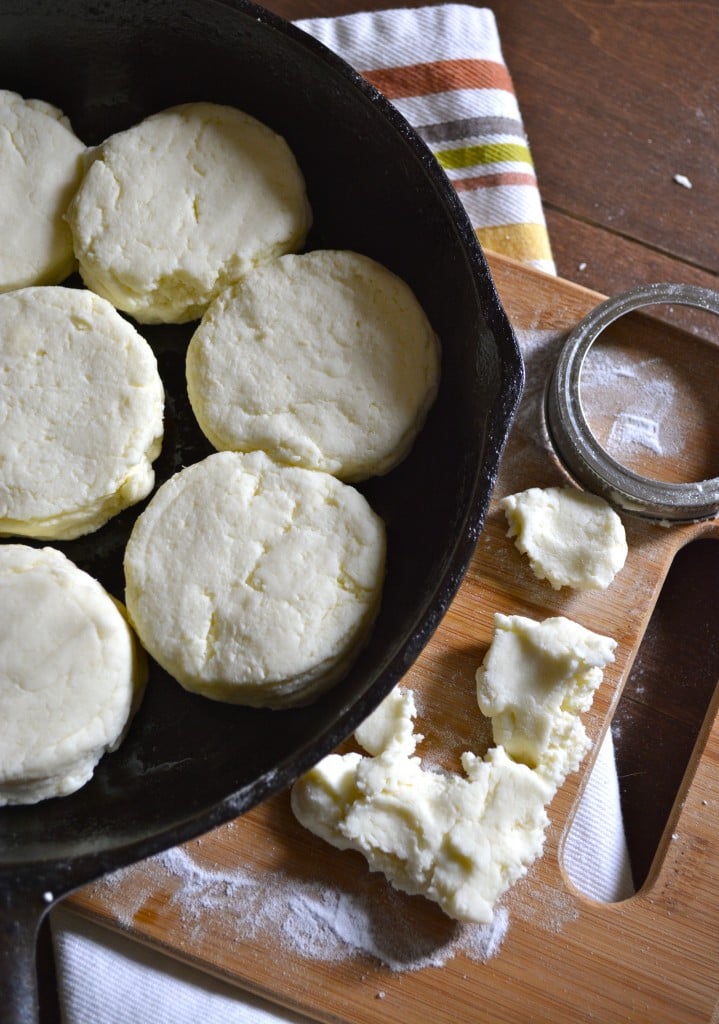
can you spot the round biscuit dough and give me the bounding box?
[0,544,147,806]
[66,102,312,324]
[0,286,164,540]
[123,451,386,708]
[185,250,441,481]
[0,90,86,292]
[501,485,628,590]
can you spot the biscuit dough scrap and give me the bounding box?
[292,613,615,924]
[123,450,386,707]
[476,613,617,783]
[0,90,86,292]
[0,545,147,806]
[67,102,312,323]
[0,286,164,540]
[186,250,441,481]
[501,485,628,590]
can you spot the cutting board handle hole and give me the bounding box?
[565,535,719,897]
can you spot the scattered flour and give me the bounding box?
[607,412,662,455]
[579,349,684,460]
[506,877,580,934]
[96,842,509,973]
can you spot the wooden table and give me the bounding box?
[259,0,719,894]
[39,1,719,1018]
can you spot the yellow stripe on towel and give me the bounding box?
[436,141,533,171]
[476,223,554,266]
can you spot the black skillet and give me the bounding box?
[0,0,524,1018]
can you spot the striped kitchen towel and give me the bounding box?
[296,4,556,275]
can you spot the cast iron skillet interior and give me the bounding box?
[0,0,523,1017]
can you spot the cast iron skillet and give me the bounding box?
[0,0,523,1018]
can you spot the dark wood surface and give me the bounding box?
[261,0,719,888]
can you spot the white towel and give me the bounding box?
[297,4,556,275]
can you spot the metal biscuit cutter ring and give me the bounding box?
[545,282,719,522]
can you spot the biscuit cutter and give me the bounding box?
[545,282,719,521]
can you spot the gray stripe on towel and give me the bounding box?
[416,115,525,144]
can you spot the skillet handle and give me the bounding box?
[0,885,45,1024]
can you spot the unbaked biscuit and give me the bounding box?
[0,286,164,540]
[123,450,386,708]
[185,250,441,481]
[0,545,147,806]
[67,102,312,323]
[500,485,628,590]
[0,90,85,292]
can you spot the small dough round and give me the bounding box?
[501,485,628,590]
[124,450,386,708]
[67,102,312,323]
[186,250,441,481]
[0,90,86,292]
[0,544,147,806]
[0,286,164,540]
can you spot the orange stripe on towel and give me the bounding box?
[361,59,514,99]
[453,171,538,192]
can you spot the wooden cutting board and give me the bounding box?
[66,254,719,1024]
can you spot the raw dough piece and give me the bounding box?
[185,250,440,481]
[476,613,617,782]
[123,450,386,707]
[0,286,164,540]
[292,613,615,923]
[67,102,312,323]
[0,90,85,292]
[501,485,628,590]
[0,545,147,806]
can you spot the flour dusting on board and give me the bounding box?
[579,349,684,460]
[607,412,662,454]
[95,841,509,972]
[506,876,580,934]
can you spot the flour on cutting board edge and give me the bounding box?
[92,840,510,973]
